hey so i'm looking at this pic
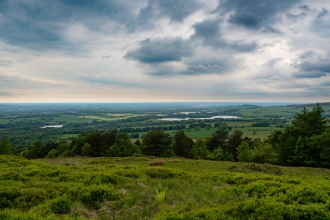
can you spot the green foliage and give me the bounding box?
[0,137,13,155]
[173,130,194,158]
[1,155,330,219]
[50,196,72,214]
[226,130,243,160]
[207,129,229,151]
[46,149,58,159]
[271,104,330,167]
[145,167,175,179]
[208,147,234,161]
[107,133,140,157]
[237,141,252,162]
[142,130,172,157]
[81,142,91,156]
[250,143,278,164]
[155,190,166,203]
[252,122,270,127]
[292,104,327,137]
[190,139,208,159]
[227,163,283,175]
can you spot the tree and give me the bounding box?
[190,139,208,159]
[134,139,142,147]
[293,132,330,168]
[275,126,297,165]
[250,143,278,164]
[107,133,140,157]
[237,141,252,162]
[30,140,43,159]
[226,130,243,160]
[291,104,327,137]
[275,104,328,166]
[173,130,194,158]
[210,147,234,161]
[207,129,229,151]
[0,137,13,155]
[82,142,92,156]
[142,130,172,157]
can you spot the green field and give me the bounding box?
[238,106,298,117]
[77,113,144,122]
[1,155,330,219]
[51,116,91,123]
[130,126,284,141]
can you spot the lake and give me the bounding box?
[40,125,64,129]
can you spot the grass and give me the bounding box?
[1,155,330,219]
[238,106,298,117]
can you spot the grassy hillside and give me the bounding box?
[1,155,330,219]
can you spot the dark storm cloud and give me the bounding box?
[125,38,193,63]
[0,0,202,51]
[299,51,315,59]
[184,60,236,75]
[298,61,330,73]
[144,55,239,76]
[138,0,200,23]
[0,0,137,50]
[293,59,330,78]
[215,0,300,29]
[192,19,258,52]
[262,26,281,34]
[310,8,330,37]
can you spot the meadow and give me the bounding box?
[1,155,330,219]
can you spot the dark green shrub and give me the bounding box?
[227,163,283,175]
[50,196,72,214]
[145,167,175,179]
[77,185,118,208]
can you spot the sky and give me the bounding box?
[0,0,329,103]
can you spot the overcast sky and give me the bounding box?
[0,0,329,103]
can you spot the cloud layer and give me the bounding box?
[0,0,329,102]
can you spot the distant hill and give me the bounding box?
[287,102,330,109]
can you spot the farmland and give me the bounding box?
[0,102,329,149]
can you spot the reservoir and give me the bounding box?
[40,125,64,129]
[159,116,240,121]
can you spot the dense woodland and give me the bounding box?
[1,104,329,168]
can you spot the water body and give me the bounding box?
[40,125,64,129]
[180,112,198,115]
[159,116,241,121]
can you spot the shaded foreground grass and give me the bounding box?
[1,156,330,219]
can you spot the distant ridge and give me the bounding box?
[287,102,330,108]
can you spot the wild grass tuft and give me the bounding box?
[148,159,164,166]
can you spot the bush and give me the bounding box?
[250,143,278,164]
[145,167,175,179]
[50,196,72,214]
[227,163,283,175]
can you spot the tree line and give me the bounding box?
[0,105,329,168]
